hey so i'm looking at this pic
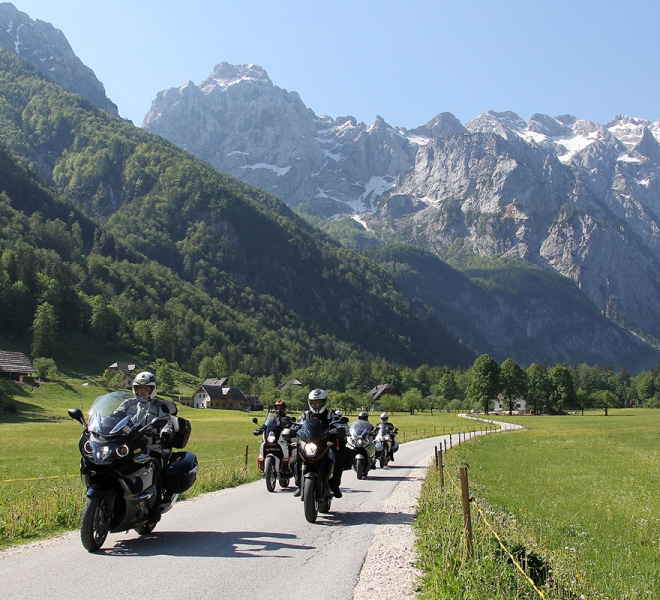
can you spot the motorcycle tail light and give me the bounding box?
[267,433,277,443]
[116,445,130,458]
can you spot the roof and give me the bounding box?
[278,379,303,390]
[0,351,34,375]
[202,377,228,387]
[108,362,139,376]
[198,384,226,399]
[369,383,401,399]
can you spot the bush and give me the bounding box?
[33,357,57,380]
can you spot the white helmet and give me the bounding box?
[380,413,389,423]
[308,388,328,413]
[132,371,158,399]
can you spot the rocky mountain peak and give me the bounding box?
[0,2,118,115]
[201,61,272,90]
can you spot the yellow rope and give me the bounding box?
[444,470,546,599]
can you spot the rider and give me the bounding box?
[358,410,369,421]
[293,389,346,498]
[128,371,174,522]
[374,412,397,461]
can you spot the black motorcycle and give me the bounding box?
[346,419,376,479]
[292,418,339,523]
[68,391,197,552]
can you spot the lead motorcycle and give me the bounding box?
[252,414,297,492]
[346,419,376,479]
[290,418,343,523]
[68,391,198,552]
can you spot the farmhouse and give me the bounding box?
[0,351,34,380]
[494,394,528,414]
[107,362,140,389]
[191,379,253,410]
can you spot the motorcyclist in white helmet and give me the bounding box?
[374,412,398,462]
[118,371,176,522]
[293,389,346,498]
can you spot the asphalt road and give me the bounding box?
[1,421,519,600]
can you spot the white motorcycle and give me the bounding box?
[252,414,297,492]
[374,424,398,468]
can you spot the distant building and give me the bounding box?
[494,395,528,414]
[191,382,251,410]
[107,362,140,389]
[0,351,34,380]
[278,379,303,390]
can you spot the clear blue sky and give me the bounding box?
[9,0,660,128]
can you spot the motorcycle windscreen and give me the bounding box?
[297,418,327,443]
[349,420,373,438]
[87,391,148,436]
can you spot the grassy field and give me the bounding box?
[0,375,470,549]
[415,410,660,599]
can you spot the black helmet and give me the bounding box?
[358,411,369,421]
[132,371,158,399]
[380,412,389,423]
[308,389,328,413]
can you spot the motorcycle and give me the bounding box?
[290,418,340,523]
[346,419,376,479]
[374,425,399,468]
[68,391,197,552]
[252,414,297,492]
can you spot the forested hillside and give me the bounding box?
[0,48,474,375]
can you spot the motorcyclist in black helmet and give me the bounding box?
[358,411,369,421]
[293,389,346,498]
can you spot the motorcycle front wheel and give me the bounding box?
[356,458,365,480]
[303,478,318,523]
[80,495,110,552]
[278,475,290,489]
[265,455,277,492]
[379,454,387,468]
[135,521,158,535]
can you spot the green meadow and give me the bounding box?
[0,375,469,549]
[416,410,660,599]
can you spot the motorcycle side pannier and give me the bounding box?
[164,451,198,493]
[165,417,192,449]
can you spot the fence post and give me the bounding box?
[439,446,444,491]
[244,444,249,469]
[444,439,447,454]
[460,465,473,559]
[434,445,439,469]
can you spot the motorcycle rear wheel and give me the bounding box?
[80,496,110,552]
[303,478,318,523]
[265,455,277,493]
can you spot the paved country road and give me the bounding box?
[0,420,520,600]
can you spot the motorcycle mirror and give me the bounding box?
[252,417,258,424]
[150,417,169,430]
[68,408,85,425]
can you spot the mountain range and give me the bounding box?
[141,61,660,352]
[0,2,657,371]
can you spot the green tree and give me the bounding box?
[198,356,216,380]
[467,354,500,415]
[31,301,57,358]
[499,358,527,415]
[548,364,577,413]
[590,389,622,416]
[526,363,550,415]
[402,387,425,415]
[379,393,404,413]
[156,360,177,393]
[213,352,229,377]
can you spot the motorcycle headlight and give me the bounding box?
[303,442,317,457]
[267,433,277,443]
[94,446,113,463]
[356,438,364,447]
[83,440,93,455]
[116,445,130,458]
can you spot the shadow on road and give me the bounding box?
[309,509,414,527]
[101,530,313,558]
